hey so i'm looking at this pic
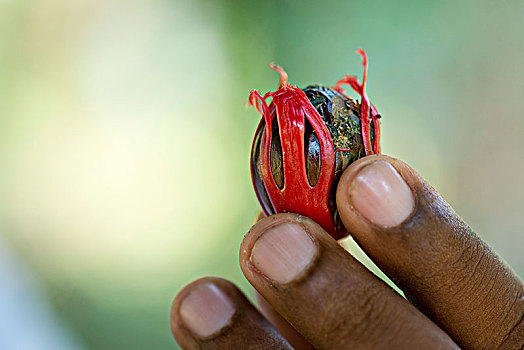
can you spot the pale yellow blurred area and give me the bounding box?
[0,0,251,348]
[2,0,237,274]
[0,0,523,349]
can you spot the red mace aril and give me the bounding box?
[249,49,381,240]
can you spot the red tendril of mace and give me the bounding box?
[333,49,381,155]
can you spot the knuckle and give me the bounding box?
[495,295,524,350]
[426,236,489,299]
[316,288,392,347]
[423,239,524,350]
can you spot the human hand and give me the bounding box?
[170,155,524,349]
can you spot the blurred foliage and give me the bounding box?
[0,0,522,349]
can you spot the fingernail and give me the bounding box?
[250,223,317,284]
[179,283,235,338]
[350,161,414,227]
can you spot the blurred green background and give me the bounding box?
[0,0,523,349]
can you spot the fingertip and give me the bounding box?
[336,155,417,232]
[240,213,321,287]
[171,277,292,349]
[171,277,237,343]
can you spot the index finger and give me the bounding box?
[336,155,524,350]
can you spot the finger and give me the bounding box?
[253,212,315,349]
[336,155,524,350]
[170,277,291,349]
[240,213,459,350]
[254,290,314,350]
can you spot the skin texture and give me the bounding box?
[170,155,524,349]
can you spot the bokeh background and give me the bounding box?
[0,0,523,349]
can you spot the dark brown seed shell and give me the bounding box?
[251,85,375,231]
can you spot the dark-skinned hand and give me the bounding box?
[170,155,524,349]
